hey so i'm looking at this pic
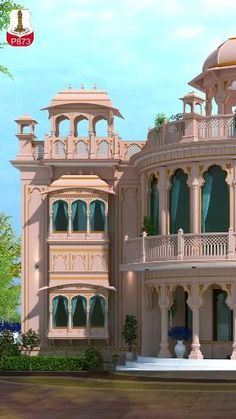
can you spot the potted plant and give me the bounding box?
[122,314,137,361]
[168,326,192,358]
[154,113,168,133]
[141,216,155,236]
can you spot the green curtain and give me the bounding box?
[52,296,59,327]
[201,166,229,232]
[53,200,68,231]
[170,170,190,234]
[71,297,77,318]
[90,296,105,327]
[90,200,105,231]
[72,200,87,231]
[201,172,213,233]
[150,177,159,234]
[214,290,232,341]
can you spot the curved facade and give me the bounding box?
[12,38,236,359]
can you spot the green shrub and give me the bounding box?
[21,329,40,353]
[83,346,103,370]
[0,355,85,371]
[0,330,20,356]
[0,356,30,371]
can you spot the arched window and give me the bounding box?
[71,200,87,232]
[201,166,229,233]
[75,117,89,137]
[93,118,107,137]
[53,200,68,232]
[52,295,68,327]
[55,116,70,137]
[170,169,190,234]
[90,295,105,327]
[72,296,87,327]
[150,175,159,234]
[213,289,232,341]
[90,200,105,231]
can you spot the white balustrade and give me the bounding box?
[123,229,235,265]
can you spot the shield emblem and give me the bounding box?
[6,9,34,47]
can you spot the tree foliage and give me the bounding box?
[122,314,138,352]
[154,112,168,132]
[0,0,23,78]
[0,212,21,321]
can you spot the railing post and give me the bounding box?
[142,231,147,262]
[177,228,184,260]
[124,235,129,263]
[227,226,235,259]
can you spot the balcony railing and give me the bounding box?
[122,228,236,267]
[32,135,145,161]
[48,327,109,339]
[148,114,236,148]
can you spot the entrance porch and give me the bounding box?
[142,281,236,360]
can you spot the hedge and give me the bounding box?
[0,356,85,371]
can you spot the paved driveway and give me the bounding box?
[0,376,236,418]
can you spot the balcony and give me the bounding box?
[148,114,236,148]
[32,135,145,161]
[48,327,109,340]
[120,228,236,271]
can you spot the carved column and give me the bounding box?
[159,167,168,235]
[49,309,53,331]
[68,300,72,330]
[86,206,90,236]
[157,285,171,358]
[225,283,236,359]
[68,205,72,235]
[187,283,203,359]
[188,163,200,233]
[232,161,236,232]
[49,210,53,235]
[140,172,147,224]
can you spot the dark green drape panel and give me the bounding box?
[170,169,190,234]
[90,295,105,327]
[53,200,68,231]
[72,296,87,327]
[53,295,68,327]
[90,200,105,231]
[213,290,232,341]
[72,200,87,231]
[201,166,229,232]
[150,176,159,234]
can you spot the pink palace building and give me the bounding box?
[12,37,236,359]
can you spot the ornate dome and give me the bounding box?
[203,37,236,71]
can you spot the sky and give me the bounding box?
[1,0,236,234]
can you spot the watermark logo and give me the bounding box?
[6,9,34,47]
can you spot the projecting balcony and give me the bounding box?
[120,228,236,271]
[48,327,109,340]
[32,135,145,161]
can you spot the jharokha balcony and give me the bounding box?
[120,228,236,271]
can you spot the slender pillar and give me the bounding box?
[157,285,171,358]
[105,205,108,233]
[49,309,53,331]
[188,306,203,359]
[86,207,90,236]
[140,172,147,223]
[68,302,72,330]
[49,212,53,235]
[189,163,200,234]
[68,209,72,235]
[231,304,236,359]
[159,167,168,235]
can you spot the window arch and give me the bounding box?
[170,169,190,234]
[150,175,159,234]
[93,116,108,137]
[201,165,229,233]
[213,289,232,341]
[55,115,70,137]
[90,200,105,231]
[71,200,87,232]
[74,116,89,137]
[90,295,105,327]
[52,295,68,327]
[53,200,68,232]
[72,296,87,327]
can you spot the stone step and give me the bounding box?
[117,357,236,371]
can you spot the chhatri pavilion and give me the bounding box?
[12,37,236,359]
